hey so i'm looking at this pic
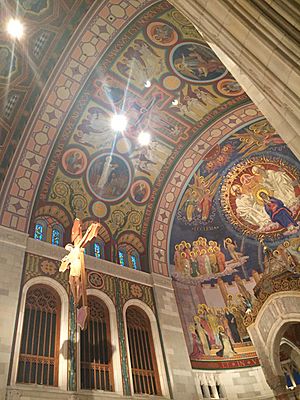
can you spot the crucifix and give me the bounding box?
[59,218,101,329]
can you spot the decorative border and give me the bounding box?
[149,103,263,275]
[0,0,156,232]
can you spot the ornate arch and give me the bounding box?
[0,0,156,232]
[149,102,262,276]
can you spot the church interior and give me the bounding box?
[0,1,300,400]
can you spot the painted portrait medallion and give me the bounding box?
[62,148,87,176]
[130,179,151,205]
[147,21,178,46]
[217,78,244,97]
[169,42,227,83]
[221,157,300,238]
[87,153,132,202]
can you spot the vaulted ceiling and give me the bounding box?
[1,0,299,276]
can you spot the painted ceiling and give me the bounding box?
[0,0,93,181]
[20,1,251,266]
[1,0,300,371]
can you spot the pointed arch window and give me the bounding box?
[80,296,114,391]
[17,285,61,386]
[126,306,161,396]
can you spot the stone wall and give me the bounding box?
[0,225,283,400]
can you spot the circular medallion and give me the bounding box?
[116,137,132,154]
[217,78,244,97]
[92,201,108,218]
[169,42,227,83]
[220,157,300,238]
[147,21,178,46]
[130,179,151,205]
[87,153,132,202]
[88,272,104,289]
[163,75,182,91]
[62,148,87,175]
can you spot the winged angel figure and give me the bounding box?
[179,172,222,222]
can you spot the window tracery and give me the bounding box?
[17,285,61,386]
[80,296,114,391]
[126,306,161,395]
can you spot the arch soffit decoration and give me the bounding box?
[149,102,262,276]
[249,291,300,377]
[0,0,157,232]
[0,0,264,280]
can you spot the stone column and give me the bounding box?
[168,0,300,158]
[0,225,28,399]
[152,273,198,400]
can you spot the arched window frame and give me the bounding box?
[11,277,69,390]
[123,300,169,398]
[34,219,47,242]
[93,239,105,259]
[77,289,122,395]
[51,224,63,246]
[118,245,141,270]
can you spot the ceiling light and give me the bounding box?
[172,99,179,106]
[144,80,151,88]
[138,131,151,146]
[7,18,24,40]
[111,114,128,132]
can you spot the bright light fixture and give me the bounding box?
[111,114,128,132]
[138,131,151,146]
[172,99,179,106]
[144,80,151,88]
[7,18,24,39]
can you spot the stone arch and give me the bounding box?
[247,291,300,394]
[123,299,170,397]
[83,288,123,395]
[11,276,69,390]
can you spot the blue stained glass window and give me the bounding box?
[119,251,125,266]
[34,223,43,241]
[94,242,102,259]
[131,255,138,270]
[51,228,60,246]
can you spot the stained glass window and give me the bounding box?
[119,251,125,266]
[34,223,43,241]
[94,242,102,259]
[131,255,138,270]
[51,229,60,246]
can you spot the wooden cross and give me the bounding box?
[60,219,101,329]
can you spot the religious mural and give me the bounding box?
[170,118,300,368]
[31,2,247,269]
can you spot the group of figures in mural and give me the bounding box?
[174,237,248,280]
[189,292,253,359]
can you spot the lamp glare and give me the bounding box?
[138,131,151,146]
[7,18,24,39]
[111,114,128,132]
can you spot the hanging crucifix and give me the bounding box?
[59,218,101,330]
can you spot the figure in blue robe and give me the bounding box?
[260,192,298,229]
